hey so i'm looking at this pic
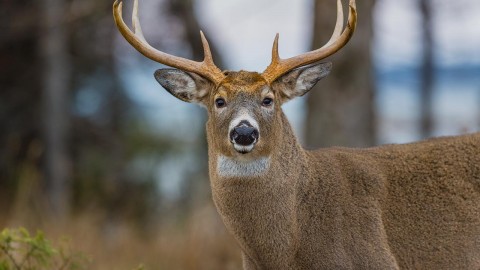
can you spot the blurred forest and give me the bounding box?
[1,0,479,269]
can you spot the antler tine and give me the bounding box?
[113,0,225,84]
[271,33,281,65]
[132,0,145,41]
[262,0,357,84]
[322,0,344,49]
[200,31,215,65]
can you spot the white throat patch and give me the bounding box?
[217,155,270,178]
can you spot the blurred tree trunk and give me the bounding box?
[67,0,134,217]
[0,1,43,211]
[167,0,225,68]
[41,0,71,218]
[419,0,434,138]
[305,0,376,148]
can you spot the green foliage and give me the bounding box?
[0,228,89,270]
[133,265,145,270]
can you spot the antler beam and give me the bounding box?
[262,0,357,84]
[113,0,225,84]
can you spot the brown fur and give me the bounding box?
[204,71,480,270]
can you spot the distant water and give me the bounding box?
[376,65,480,144]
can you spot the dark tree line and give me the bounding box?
[0,0,217,223]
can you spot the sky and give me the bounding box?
[199,0,480,68]
[374,0,480,67]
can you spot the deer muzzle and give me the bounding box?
[230,121,259,154]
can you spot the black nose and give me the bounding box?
[230,122,259,146]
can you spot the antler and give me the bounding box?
[262,0,357,84]
[113,0,226,84]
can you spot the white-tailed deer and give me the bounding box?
[114,0,480,268]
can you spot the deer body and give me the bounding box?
[114,0,480,268]
[210,110,480,269]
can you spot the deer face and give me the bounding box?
[154,63,332,158]
[206,71,277,157]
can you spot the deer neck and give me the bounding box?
[207,112,307,267]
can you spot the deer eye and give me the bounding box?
[215,98,226,108]
[262,97,273,107]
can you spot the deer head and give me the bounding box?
[113,0,356,159]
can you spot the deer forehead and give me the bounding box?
[217,71,269,95]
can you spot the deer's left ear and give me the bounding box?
[272,62,332,103]
[154,68,213,105]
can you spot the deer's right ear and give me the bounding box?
[272,62,332,103]
[154,69,213,105]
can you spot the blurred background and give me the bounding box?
[1,0,479,268]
